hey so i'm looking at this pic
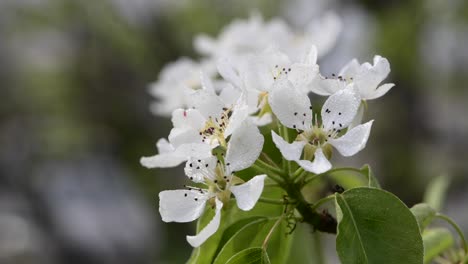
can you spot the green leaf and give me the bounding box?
[422,228,454,264]
[335,187,424,264]
[225,247,271,264]
[410,203,436,231]
[213,217,293,264]
[327,165,381,191]
[423,175,450,211]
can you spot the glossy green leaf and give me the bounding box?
[410,203,436,231]
[225,247,271,264]
[335,187,424,264]
[423,175,450,211]
[422,228,454,264]
[213,217,293,264]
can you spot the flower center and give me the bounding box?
[200,107,233,147]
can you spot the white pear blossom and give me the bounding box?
[311,55,394,100]
[159,122,266,247]
[140,92,249,168]
[148,58,220,117]
[270,80,373,174]
[217,46,319,126]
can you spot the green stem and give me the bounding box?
[435,213,468,254]
[292,167,304,180]
[255,159,284,176]
[258,197,292,205]
[294,170,309,184]
[252,164,284,184]
[261,152,279,167]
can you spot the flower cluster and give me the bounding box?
[141,13,394,247]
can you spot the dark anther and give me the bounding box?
[214,180,218,183]
[288,68,291,72]
[338,112,341,115]
[222,107,228,111]
[294,112,298,116]
[309,106,313,110]
[227,163,230,166]
[196,166,200,169]
[339,123,342,127]
[190,177,193,180]
[332,121,335,125]
[205,164,209,167]
[189,163,192,167]
[194,198,198,201]
[303,113,306,116]
[198,159,201,162]
[293,125,296,128]
[184,193,188,197]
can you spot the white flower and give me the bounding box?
[159,122,266,247]
[148,58,218,117]
[140,91,250,168]
[311,55,394,100]
[270,80,373,174]
[216,46,319,126]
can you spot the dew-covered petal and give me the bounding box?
[271,130,306,161]
[297,148,332,174]
[171,108,206,130]
[217,58,242,88]
[189,89,225,119]
[321,86,361,131]
[338,58,360,79]
[168,128,203,148]
[269,79,312,130]
[175,143,212,159]
[250,113,272,126]
[355,55,391,97]
[184,156,217,183]
[309,77,346,96]
[231,174,266,211]
[186,198,223,247]
[328,120,374,157]
[194,34,216,56]
[224,100,250,137]
[200,71,215,92]
[348,102,365,130]
[159,189,209,223]
[225,122,264,175]
[288,63,319,93]
[363,83,395,100]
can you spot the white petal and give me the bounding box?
[140,152,186,169]
[309,77,346,96]
[189,89,225,119]
[269,79,312,130]
[219,83,242,106]
[288,63,319,93]
[231,174,266,211]
[224,100,249,137]
[184,156,217,183]
[168,128,203,148]
[355,55,391,97]
[217,58,242,88]
[297,148,332,174]
[187,198,223,247]
[159,190,208,223]
[348,102,365,130]
[171,109,205,130]
[200,71,215,92]
[321,86,361,131]
[250,113,272,126]
[156,138,174,154]
[225,122,264,174]
[329,120,374,157]
[271,130,306,161]
[305,45,318,65]
[194,34,216,56]
[174,143,212,159]
[338,58,360,79]
[364,83,394,100]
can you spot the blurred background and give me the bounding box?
[1,0,468,263]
